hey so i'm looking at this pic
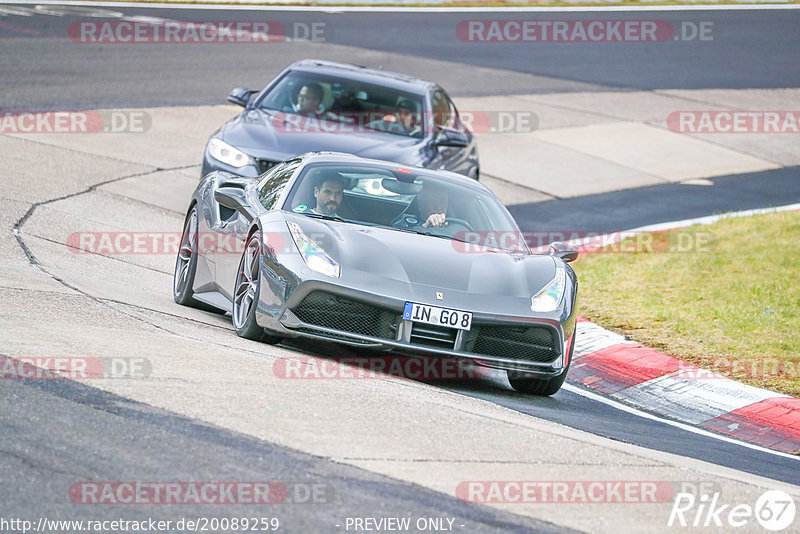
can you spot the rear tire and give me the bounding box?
[507,331,575,396]
[173,206,226,314]
[232,231,281,344]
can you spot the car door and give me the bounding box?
[431,89,477,177]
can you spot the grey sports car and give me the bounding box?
[201,59,479,180]
[174,152,578,395]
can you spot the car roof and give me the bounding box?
[298,151,491,195]
[287,59,436,96]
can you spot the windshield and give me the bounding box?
[282,162,528,253]
[255,71,425,139]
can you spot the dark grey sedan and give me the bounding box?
[201,59,479,180]
[175,152,578,395]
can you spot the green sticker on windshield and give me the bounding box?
[293,205,307,212]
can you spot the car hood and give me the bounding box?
[288,215,557,298]
[220,108,427,165]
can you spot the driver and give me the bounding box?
[393,182,449,229]
[394,99,422,136]
[418,182,448,227]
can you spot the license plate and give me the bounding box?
[403,302,472,331]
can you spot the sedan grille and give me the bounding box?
[257,159,279,174]
[292,291,397,339]
[466,325,559,363]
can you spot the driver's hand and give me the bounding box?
[422,213,447,228]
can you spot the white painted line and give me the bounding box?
[626,202,800,234]
[573,321,635,357]
[615,374,785,425]
[563,383,800,461]
[547,202,800,254]
[8,0,800,12]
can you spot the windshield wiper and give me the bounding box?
[391,227,455,241]
[302,212,350,223]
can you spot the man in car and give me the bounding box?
[418,183,448,227]
[296,82,324,115]
[393,182,449,229]
[394,99,422,136]
[312,173,345,216]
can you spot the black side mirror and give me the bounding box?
[434,129,469,148]
[549,241,579,263]
[228,87,256,107]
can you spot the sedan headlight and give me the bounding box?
[288,222,340,278]
[207,138,254,168]
[531,266,566,312]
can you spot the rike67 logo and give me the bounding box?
[669,488,796,531]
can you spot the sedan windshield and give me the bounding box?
[255,71,425,138]
[283,162,529,253]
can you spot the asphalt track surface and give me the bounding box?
[2,4,800,531]
[2,6,800,110]
[0,375,560,533]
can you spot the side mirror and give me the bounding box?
[214,187,253,222]
[227,87,256,107]
[434,129,469,148]
[549,241,579,263]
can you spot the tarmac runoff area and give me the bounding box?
[2,87,800,532]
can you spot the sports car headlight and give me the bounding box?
[207,138,254,168]
[531,267,566,312]
[287,222,340,278]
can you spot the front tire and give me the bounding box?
[232,231,280,344]
[507,332,575,396]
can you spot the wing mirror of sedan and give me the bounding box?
[434,129,469,148]
[228,87,256,107]
[548,241,579,263]
[214,187,254,222]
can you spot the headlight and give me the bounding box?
[531,267,566,312]
[207,138,254,168]
[288,222,340,278]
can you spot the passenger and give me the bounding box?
[311,173,345,216]
[296,82,324,115]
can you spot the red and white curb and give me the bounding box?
[567,203,800,455]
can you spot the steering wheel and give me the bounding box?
[442,217,473,232]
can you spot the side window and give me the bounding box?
[259,159,301,210]
[431,90,461,132]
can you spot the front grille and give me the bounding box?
[293,328,374,345]
[257,159,279,175]
[465,325,559,363]
[292,291,397,339]
[410,322,457,349]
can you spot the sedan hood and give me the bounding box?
[288,215,557,298]
[221,109,427,165]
